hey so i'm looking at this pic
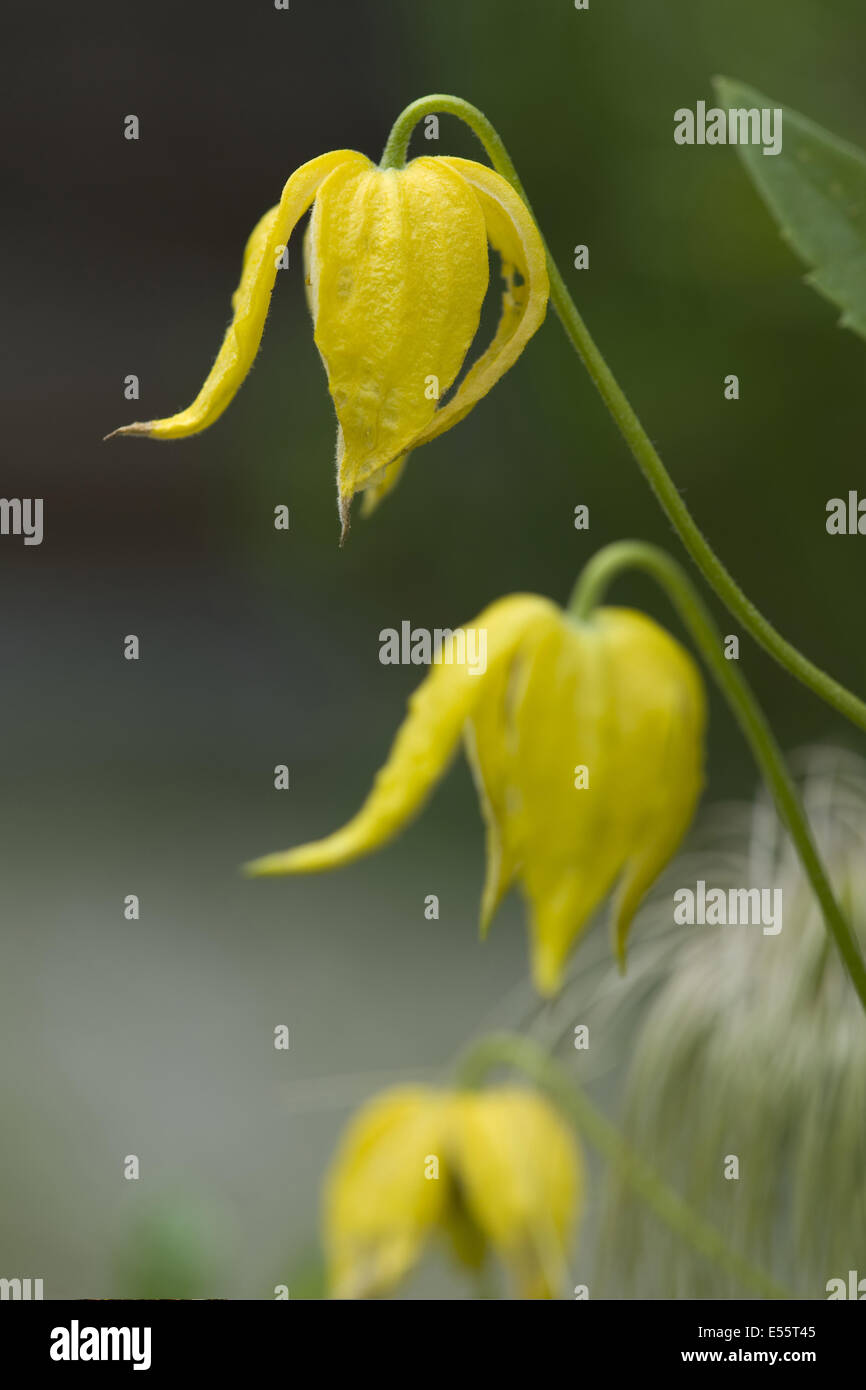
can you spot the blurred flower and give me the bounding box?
[246,596,705,993]
[325,1083,580,1299]
[107,151,548,536]
[596,746,866,1297]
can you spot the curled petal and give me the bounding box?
[409,156,549,452]
[244,595,556,877]
[107,150,369,441]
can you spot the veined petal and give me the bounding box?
[606,613,706,968]
[463,606,562,935]
[107,150,369,441]
[323,1087,450,1299]
[500,614,626,994]
[309,158,489,525]
[486,608,704,995]
[304,222,412,522]
[408,156,549,452]
[453,1088,581,1300]
[244,595,554,877]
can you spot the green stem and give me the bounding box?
[381,96,866,734]
[456,1031,793,1300]
[569,540,866,1014]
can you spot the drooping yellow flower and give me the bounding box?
[325,1084,581,1299]
[246,595,706,994]
[107,150,548,535]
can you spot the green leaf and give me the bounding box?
[714,76,866,340]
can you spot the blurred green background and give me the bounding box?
[2,0,865,1297]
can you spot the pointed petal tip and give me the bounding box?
[530,953,562,999]
[338,492,352,545]
[243,852,294,878]
[103,422,154,442]
[478,880,506,940]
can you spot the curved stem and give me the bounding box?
[569,540,866,1014]
[381,96,866,734]
[456,1031,793,1300]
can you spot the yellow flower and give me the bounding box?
[246,595,706,994]
[324,1084,580,1299]
[107,150,548,535]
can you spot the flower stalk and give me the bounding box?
[381,95,866,735]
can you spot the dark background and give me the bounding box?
[2,0,864,1297]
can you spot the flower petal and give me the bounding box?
[474,608,704,994]
[608,615,706,968]
[107,150,369,440]
[308,158,489,521]
[491,614,623,994]
[244,595,555,877]
[463,606,561,935]
[408,156,549,452]
[453,1088,581,1299]
[324,1087,450,1299]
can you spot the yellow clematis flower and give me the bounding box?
[324,1084,581,1299]
[246,595,706,994]
[107,149,548,535]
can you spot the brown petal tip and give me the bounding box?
[103,422,154,442]
[338,494,352,547]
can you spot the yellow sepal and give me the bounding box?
[107,150,370,441]
[323,1087,450,1300]
[308,157,490,529]
[484,609,705,994]
[247,596,705,996]
[348,157,550,517]
[323,1083,583,1300]
[462,605,562,934]
[408,156,549,452]
[244,595,556,877]
[452,1088,581,1299]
